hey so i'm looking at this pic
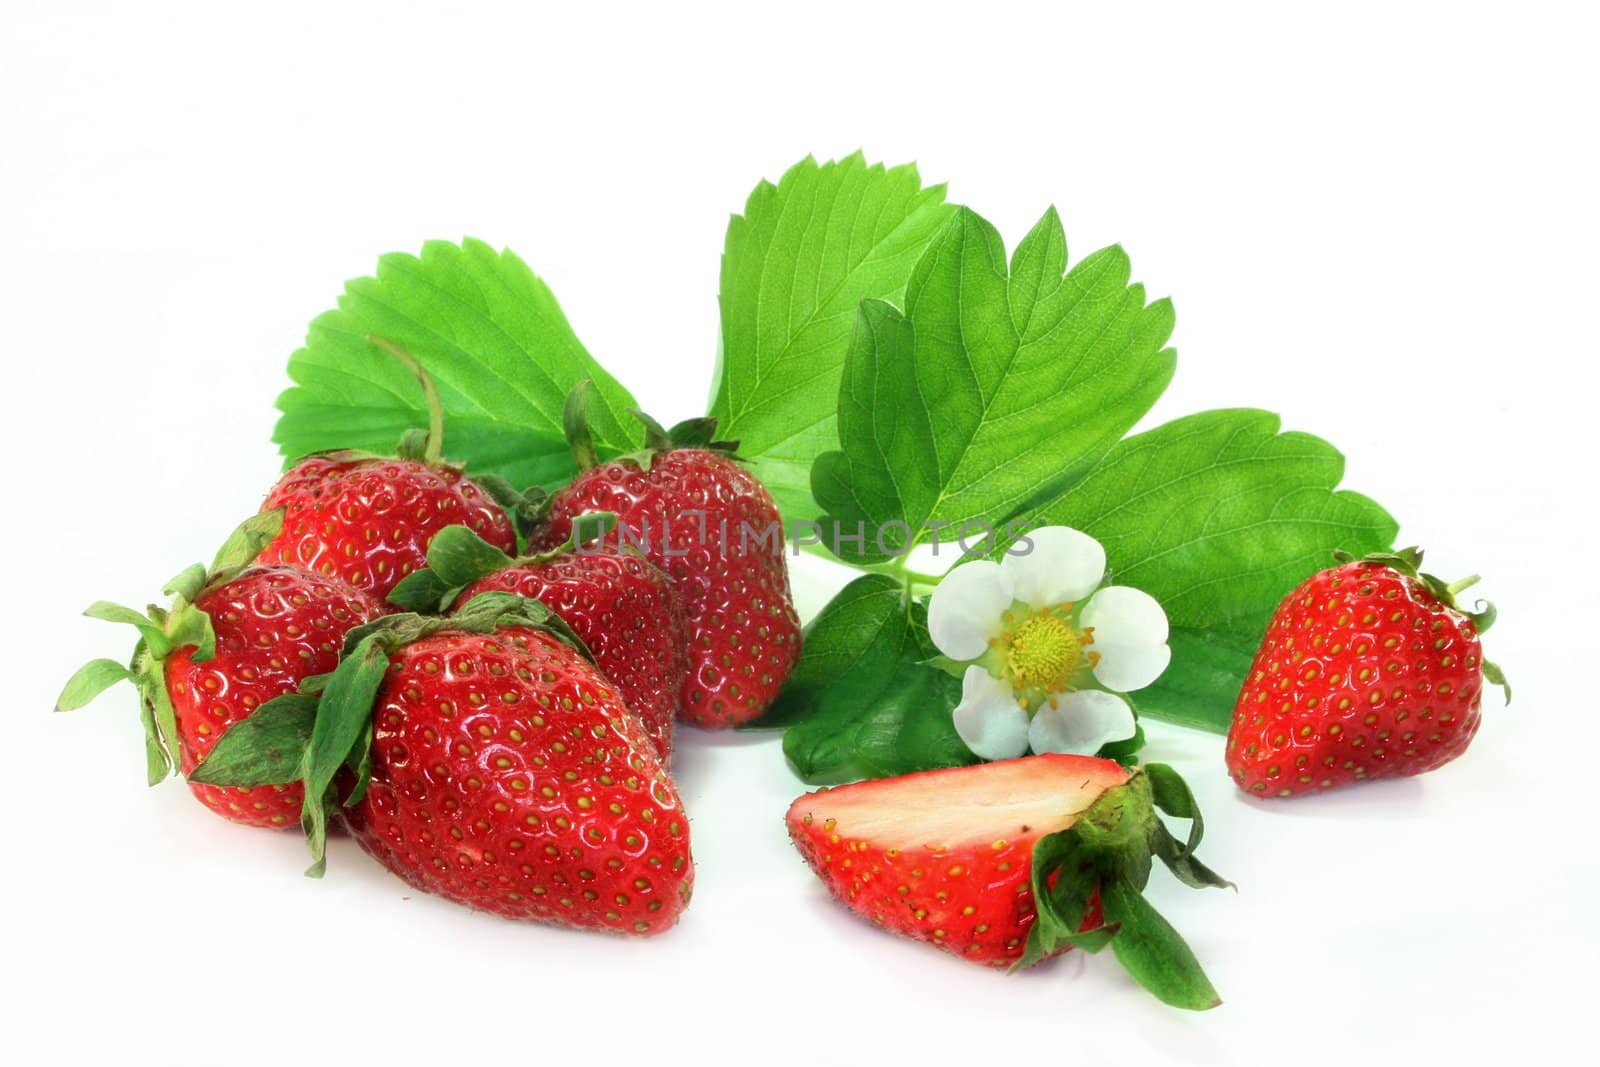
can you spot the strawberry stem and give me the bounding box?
[369,336,445,467]
[563,380,601,470]
[1337,546,1501,636]
[848,557,944,589]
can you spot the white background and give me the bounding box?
[3,2,1595,1064]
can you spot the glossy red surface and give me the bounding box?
[533,449,800,727]
[260,455,516,599]
[459,549,687,760]
[786,755,1124,967]
[344,627,694,935]
[167,565,383,828]
[1227,561,1487,797]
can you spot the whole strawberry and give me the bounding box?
[530,385,800,727]
[196,593,695,935]
[57,512,384,827]
[1226,547,1509,798]
[259,337,518,599]
[388,517,688,760]
[787,755,1230,1009]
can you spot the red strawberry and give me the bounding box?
[1226,547,1509,798]
[195,593,695,935]
[58,512,384,828]
[786,755,1230,1009]
[259,337,517,599]
[790,756,1125,965]
[388,518,688,760]
[530,387,800,727]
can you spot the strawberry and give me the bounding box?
[194,593,694,935]
[259,337,518,599]
[1226,547,1510,798]
[387,516,688,760]
[786,755,1231,1009]
[57,511,384,827]
[529,385,800,727]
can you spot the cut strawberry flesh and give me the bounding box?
[786,754,1129,967]
[788,754,1127,849]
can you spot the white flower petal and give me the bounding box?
[1081,585,1172,691]
[1027,689,1137,756]
[1080,585,1169,645]
[1091,640,1172,692]
[953,666,1030,761]
[927,560,1013,660]
[1000,526,1107,608]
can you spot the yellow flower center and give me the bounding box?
[1005,611,1081,697]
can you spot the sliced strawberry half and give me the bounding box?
[787,754,1231,1010]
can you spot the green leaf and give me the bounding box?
[425,525,515,588]
[1017,766,1228,997]
[1482,658,1512,703]
[1101,879,1222,1011]
[162,564,208,604]
[1017,830,1119,968]
[141,649,184,784]
[136,686,172,786]
[343,720,376,808]
[1135,629,1263,733]
[710,153,957,523]
[388,517,623,614]
[55,659,134,711]
[1143,762,1205,859]
[299,634,390,877]
[83,602,170,659]
[1030,409,1398,731]
[754,573,905,727]
[209,509,285,581]
[1144,763,1235,890]
[189,694,318,788]
[385,523,520,613]
[567,510,618,549]
[163,601,217,664]
[386,567,458,614]
[664,416,723,449]
[273,239,640,492]
[813,206,1176,563]
[760,575,975,782]
[1097,722,1147,767]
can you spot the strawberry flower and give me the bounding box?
[928,526,1170,760]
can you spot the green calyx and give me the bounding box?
[564,379,740,473]
[387,512,620,614]
[191,591,592,876]
[474,475,549,539]
[1015,764,1233,1011]
[55,510,287,786]
[1332,546,1510,702]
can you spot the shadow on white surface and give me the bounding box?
[1226,776,1427,820]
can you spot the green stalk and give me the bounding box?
[368,335,444,467]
